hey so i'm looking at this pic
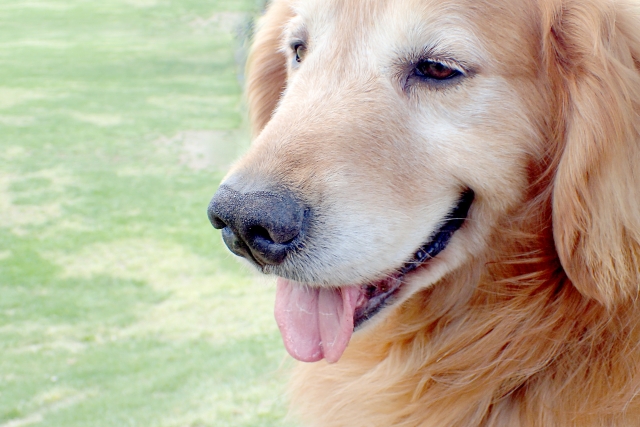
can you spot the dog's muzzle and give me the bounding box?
[207,184,306,266]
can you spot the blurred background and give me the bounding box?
[0,0,297,425]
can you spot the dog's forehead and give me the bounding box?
[292,0,479,45]
[290,0,540,72]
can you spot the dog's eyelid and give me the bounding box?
[413,55,468,76]
[406,45,473,73]
[429,58,465,74]
[289,40,306,51]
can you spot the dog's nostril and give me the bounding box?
[210,215,227,230]
[248,225,274,243]
[221,227,258,263]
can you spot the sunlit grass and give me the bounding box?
[0,0,296,425]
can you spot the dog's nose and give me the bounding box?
[208,184,305,266]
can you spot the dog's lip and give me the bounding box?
[353,189,475,329]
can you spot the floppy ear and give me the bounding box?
[246,0,293,137]
[547,0,640,308]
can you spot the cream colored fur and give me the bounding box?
[231,0,640,425]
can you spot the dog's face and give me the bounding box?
[264,0,543,275]
[211,0,548,362]
[209,0,640,363]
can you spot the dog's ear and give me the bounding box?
[246,0,293,137]
[546,0,640,308]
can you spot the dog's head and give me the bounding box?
[208,0,640,363]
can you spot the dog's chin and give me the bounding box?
[273,190,474,364]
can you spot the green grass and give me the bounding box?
[0,1,297,425]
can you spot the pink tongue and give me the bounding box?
[275,278,362,363]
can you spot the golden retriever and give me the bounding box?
[208,0,640,425]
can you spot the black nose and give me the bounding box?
[208,184,306,266]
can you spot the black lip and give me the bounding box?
[353,189,475,329]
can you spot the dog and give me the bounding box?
[207,0,640,425]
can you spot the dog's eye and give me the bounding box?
[294,44,307,63]
[415,60,461,80]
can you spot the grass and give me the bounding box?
[0,0,298,425]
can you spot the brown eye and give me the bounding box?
[294,44,306,63]
[415,60,460,80]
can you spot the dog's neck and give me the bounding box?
[288,214,640,427]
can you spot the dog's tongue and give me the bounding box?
[275,278,362,363]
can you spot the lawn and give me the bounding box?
[0,0,297,425]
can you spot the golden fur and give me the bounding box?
[232,0,640,425]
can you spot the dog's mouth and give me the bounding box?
[274,190,474,363]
